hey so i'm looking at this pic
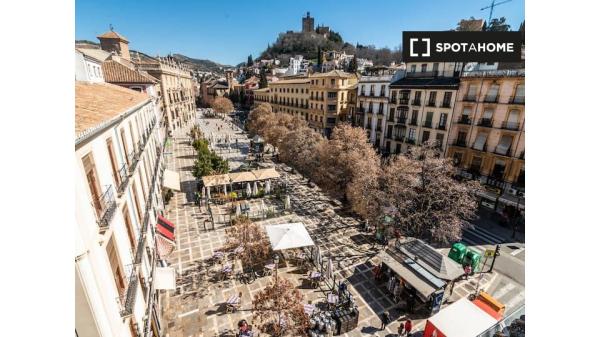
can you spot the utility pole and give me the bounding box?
[481,0,513,26]
[488,244,501,273]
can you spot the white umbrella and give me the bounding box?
[246,183,252,197]
[265,180,271,194]
[264,223,315,251]
[253,181,259,196]
[223,183,227,196]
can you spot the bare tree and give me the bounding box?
[314,124,381,202]
[279,126,325,178]
[253,277,309,337]
[224,217,271,267]
[368,143,482,244]
[247,103,275,136]
[211,96,234,117]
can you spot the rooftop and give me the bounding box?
[97,30,129,42]
[270,78,310,85]
[75,82,149,138]
[76,48,111,62]
[396,238,464,281]
[311,69,354,78]
[102,60,157,84]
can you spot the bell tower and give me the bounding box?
[302,12,314,33]
[97,26,131,61]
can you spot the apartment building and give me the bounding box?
[75,81,173,337]
[253,87,271,105]
[308,70,358,137]
[356,68,398,152]
[446,63,525,212]
[387,62,461,155]
[270,78,310,119]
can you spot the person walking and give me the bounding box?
[404,319,412,337]
[380,311,390,330]
[397,321,405,336]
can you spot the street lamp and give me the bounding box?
[273,254,280,282]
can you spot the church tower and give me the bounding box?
[302,12,314,33]
[97,27,131,61]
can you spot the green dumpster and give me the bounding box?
[448,243,467,264]
[464,250,482,272]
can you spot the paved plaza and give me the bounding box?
[159,112,522,337]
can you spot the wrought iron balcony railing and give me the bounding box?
[477,118,494,127]
[457,116,472,125]
[463,95,477,102]
[511,96,525,104]
[436,123,447,130]
[95,185,117,229]
[501,121,521,131]
[422,120,433,128]
[398,98,410,105]
[412,99,421,106]
[117,163,130,194]
[453,139,468,147]
[409,119,419,126]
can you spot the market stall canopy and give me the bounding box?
[397,238,464,281]
[253,168,280,180]
[163,169,181,191]
[265,223,315,251]
[229,171,257,183]
[377,249,439,300]
[425,298,499,337]
[202,174,231,187]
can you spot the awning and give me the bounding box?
[154,267,176,290]
[253,168,280,180]
[229,171,257,183]
[377,250,440,300]
[202,174,230,187]
[163,169,181,191]
[426,298,499,337]
[156,215,175,241]
[265,222,315,250]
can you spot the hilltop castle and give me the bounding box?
[301,12,330,38]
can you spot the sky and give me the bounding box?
[76,0,524,66]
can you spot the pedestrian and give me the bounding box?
[380,311,390,330]
[463,264,472,280]
[405,319,412,337]
[397,322,404,336]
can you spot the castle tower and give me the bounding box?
[302,11,314,33]
[225,69,234,91]
[97,29,130,61]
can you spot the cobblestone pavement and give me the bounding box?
[160,114,500,337]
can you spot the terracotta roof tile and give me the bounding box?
[75,82,149,137]
[102,60,157,84]
[97,30,128,41]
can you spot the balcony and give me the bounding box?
[477,118,494,128]
[390,98,397,104]
[386,132,393,138]
[409,119,418,126]
[453,139,468,147]
[441,101,452,108]
[399,98,410,105]
[369,92,375,97]
[367,109,374,114]
[128,149,140,174]
[472,143,488,152]
[396,117,407,125]
[494,146,512,157]
[463,95,477,102]
[376,127,382,132]
[511,96,525,104]
[387,116,395,122]
[405,138,416,145]
[117,164,130,194]
[422,120,433,128]
[117,266,138,317]
[436,123,447,130]
[395,135,405,142]
[412,99,421,106]
[95,185,117,229]
[483,96,498,103]
[426,101,437,107]
[379,92,386,97]
[501,121,521,131]
[457,116,472,125]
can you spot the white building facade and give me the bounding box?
[75,50,105,83]
[75,82,170,337]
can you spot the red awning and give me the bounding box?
[156,215,175,241]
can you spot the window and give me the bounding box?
[433,63,439,73]
[485,84,499,102]
[428,92,437,106]
[370,85,375,95]
[378,103,384,114]
[106,236,126,295]
[380,85,386,96]
[439,113,448,128]
[122,203,136,249]
[361,85,365,95]
[452,152,463,166]
[466,84,478,100]
[442,92,452,107]
[496,135,513,155]
[131,182,143,223]
[457,131,467,144]
[422,130,430,142]
[120,128,130,166]
[435,133,444,148]
[82,152,102,217]
[410,64,416,72]
[482,109,494,125]
[470,156,482,173]
[421,64,427,72]
[328,105,336,111]
[473,133,488,151]
[368,102,373,113]
[106,138,120,187]
[328,92,337,99]
[491,159,506,179]
[408,128,416,140]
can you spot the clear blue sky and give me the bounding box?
[76,0,524,66]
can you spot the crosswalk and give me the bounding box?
[485,278,525,313]
[459,225,508,257]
